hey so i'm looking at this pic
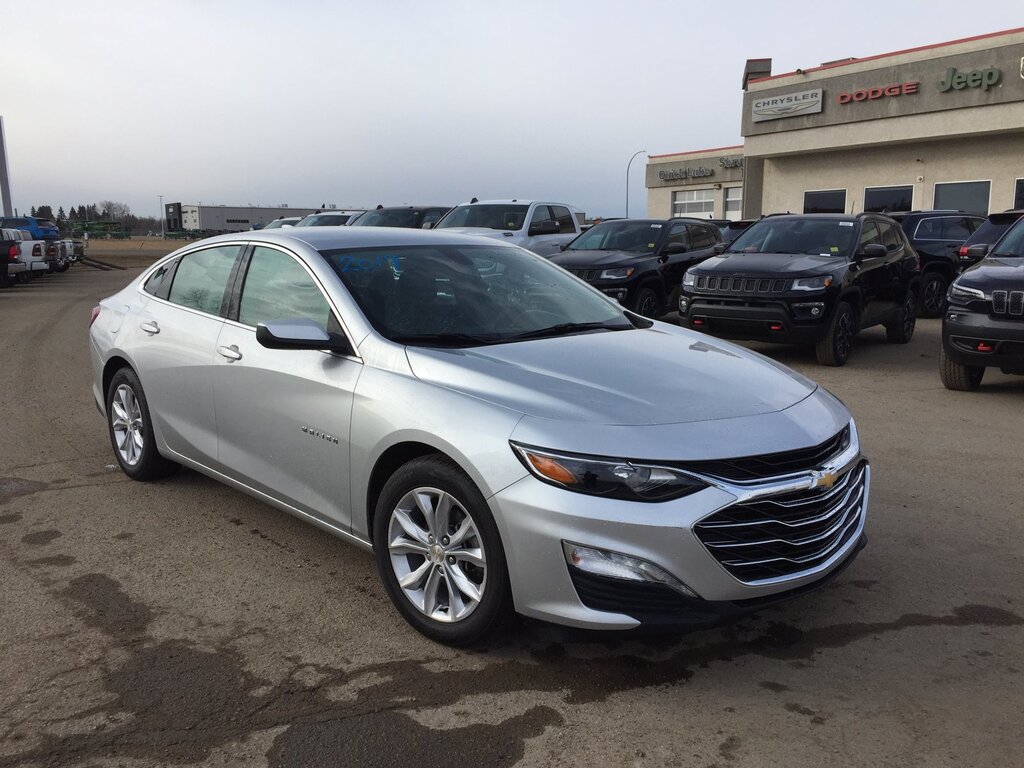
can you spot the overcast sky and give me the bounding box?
[1,0,1020,220]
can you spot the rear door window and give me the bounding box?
[167,245,239,316]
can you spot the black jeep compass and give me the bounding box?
[941,216,1024,390]
[679,214,920,366]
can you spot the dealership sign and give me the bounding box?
[937,66,1001,92]
[838,81,919,104]
[751,88,823,122]
[658,166,714,181]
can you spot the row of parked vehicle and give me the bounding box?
[0,225,81,289]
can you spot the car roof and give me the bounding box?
[763,213,861,222]
[368,205,451,211]
[197,226,517,251]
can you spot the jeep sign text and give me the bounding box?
[937,66,1001,92]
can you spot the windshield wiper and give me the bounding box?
[505,321,634,342]
[391,333,499,348]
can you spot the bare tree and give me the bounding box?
[97,200,131,221]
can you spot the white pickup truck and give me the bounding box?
[433,199,583,257]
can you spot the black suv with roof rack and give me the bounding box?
[940,216,1024,389]
[679,213,920,366]
[889,210,985,317]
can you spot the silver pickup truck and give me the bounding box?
[433,199,583,257]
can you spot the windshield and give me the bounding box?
[568,221,663,253]
[320,244,634,347]
[991,219,1024,258]
[728,217,856,257]
[352,209,421,228]
[297,214,353,227]
[434,204,528,232]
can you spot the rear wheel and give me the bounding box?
[373,455,511,646]
[939,347,985,390]
[919,272,947,318]
[105,367,179,480]
[815,301,855,366]
[885,290,917,344]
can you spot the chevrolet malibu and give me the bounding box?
[90,228,869,645]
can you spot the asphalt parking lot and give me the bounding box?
[2,264,1023,768]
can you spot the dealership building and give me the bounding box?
[648,27,1024,221]
[164,203,323,233]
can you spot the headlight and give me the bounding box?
[948,282,985,303]
[682,272,696,287]
[511,443,707,502]
[599,267,635,280]
[792,275,834,292]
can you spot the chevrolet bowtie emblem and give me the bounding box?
[814,471,838,490]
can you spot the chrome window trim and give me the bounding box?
[911,216,946,242]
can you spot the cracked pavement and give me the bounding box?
[1,265,1023,767]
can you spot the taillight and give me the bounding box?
[90,306,101,327]
[46,243,56,257]
[33,243,42,256]
[959,245,968,257]
[6,244,16,262]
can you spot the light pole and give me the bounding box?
[625,149,646,218]
[158,194,164,238]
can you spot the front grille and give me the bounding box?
[568,268,601,281]
[695,275,789,294]
[992,290,1024,317]
[695,461,868,583]
[681,426,849,482]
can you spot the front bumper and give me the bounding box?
[490,443,869,630]
[943,309,1024,373]
[681,295,829,344]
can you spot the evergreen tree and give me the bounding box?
[36,205,54,219]
[30,205,37,216]
[77,205,87,220]
[57,206,66,221]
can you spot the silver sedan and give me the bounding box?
[90,227,868,645]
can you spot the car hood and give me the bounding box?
[433,227,517,241]
[692,252,847,277]
[960,256,1024,288]
[550,249,653,268]
[405,324,816,426]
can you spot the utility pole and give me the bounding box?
[158,194,164,238]
[0,117,13,217]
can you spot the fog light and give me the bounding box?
[792,301,826,320]
[562,541,698,597]
[679,296,689,313]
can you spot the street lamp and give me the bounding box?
[158,194,164,238]
[625,149,647,218]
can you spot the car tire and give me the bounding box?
[939,347,985,391]
[885,290,917,344]
[373,454,511,646]
[918,272,947,318]
[815,301,855,367]
[632,285,660,318]
[105,367,179,481]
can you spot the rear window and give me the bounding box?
[966,214,1023,248]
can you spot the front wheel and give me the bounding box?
[919,272,948,318]
[939,347,985,390]
[815,301,855,366]
[373,455,511,646]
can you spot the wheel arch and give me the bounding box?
[102,354,135,403]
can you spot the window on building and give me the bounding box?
[672,189,714,217]
[933,181,990,217]
[864,185,913,214]
[803,190,847,214]
[1015,179,1024,210]
[724,187,743,221]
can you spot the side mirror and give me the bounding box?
[256,319,351,354]
[421,222,434,229]
[712,243,727,255]
[961,243,989,265]
[559,242,570,252]
[663,242,689,255]
[528,220,560,236]
[858,243,887,260]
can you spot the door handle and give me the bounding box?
[217,344,243,362]
[140,321,160,335]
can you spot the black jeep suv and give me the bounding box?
[890,210,985,317]
[679,214,920,366]
[940,216,1024,390]
[551,218,721,318]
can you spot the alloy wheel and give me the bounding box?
[903,293,917,337]
[386,487,487,623]
[111,384,145,466]
[922,277,945,315]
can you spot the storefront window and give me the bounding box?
[672,189,714,217]
[724,187,743,221]
[864,185,913,214]
[933,181,990,217]
[803,190,846,214]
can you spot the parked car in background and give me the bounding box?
[550,218,721,317]
[295,210,365,227]
[715,219,757,244]
[0,215,60,241]
[890,210,985,317]
[941,217,1024,390]
[434,199,583,256]
[0,229,25,287]
[263,217,302,229]
[90,226,868,644]
[956,210,1024,269]
[679,213,920,366]
[350,206,452,229]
